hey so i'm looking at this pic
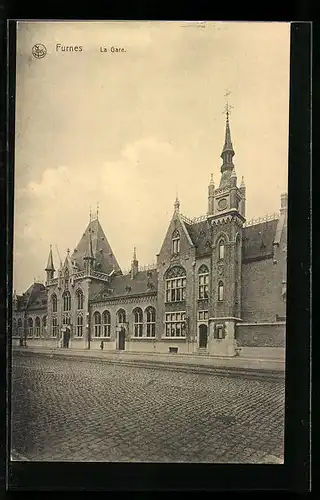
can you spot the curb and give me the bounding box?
[14,350,285,381]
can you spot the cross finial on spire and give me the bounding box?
[223,90,234,117]
[133,246,137,261]
[89,205,92,222]
[96,201,99,219]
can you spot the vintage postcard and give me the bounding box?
[10,21,290,464]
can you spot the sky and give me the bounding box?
[13,21,290,294]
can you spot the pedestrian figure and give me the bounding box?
[100,341,104,350]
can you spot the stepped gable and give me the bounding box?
[90,269,158,303]
[184,219,212,257]
[71,218,121,275]
[242,219,279,262]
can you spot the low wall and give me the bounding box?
[240,346,285,360]
[126,339,197,355]
[235,322,286,348]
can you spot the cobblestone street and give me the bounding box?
[11,353,285,463]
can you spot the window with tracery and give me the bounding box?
[42,316,46,336]
[52,317,58,337]
[51,294,57,313]
[76,289,84,310]
[146,307,156,337]
[63,291,71,311]
[198,264,209,299]
[133,308,143,337]
[165,266,186,302]
[27,317,33,337]
[93,311,101,337]
[117,309,126,324]
[102,310,111,337]
[76,315,83,337]
[35,317,41,337]
[172,229,180,254]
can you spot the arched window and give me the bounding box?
[76,289,84,310]
[42,316,46,336]
[165,266,186,303]
[35,317,41,337]
[62,315,71,326]
[13,318,17,336]
[17,318,22,336]
[63,291,71,311]
[102,310,111,337]
[198,264,209,299]
[172,229,180,254]
[218,281,224,301]
[117,309,126,324]
[218,239,225,260]
[146,307,156,337]
[51,293,57,313]
[93,311,101,337]
[76,315,83,337]
[27,317,33,337]
[52,317,58,337]
[133,308,143,337]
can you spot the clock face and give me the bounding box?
[218,198,228,211]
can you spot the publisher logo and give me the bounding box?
[32,44,47,59]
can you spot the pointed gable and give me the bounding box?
[71,219,121,275]
[158,210,194,259]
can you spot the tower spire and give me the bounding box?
[83,227,95,275]
[45,245,55,282]
[219,92,236,188]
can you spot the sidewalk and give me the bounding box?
[13,346,285,379]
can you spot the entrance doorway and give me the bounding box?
[63,328,71,348]
[119,327,125,351]
[199,324,208,349]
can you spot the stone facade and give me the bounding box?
[12,115,287,358]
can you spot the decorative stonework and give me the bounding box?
[165,265,186,279]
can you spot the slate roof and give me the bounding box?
[184,220,212,257]
[90,269,158,303]
[71,219,121,276]
[242,219,278,261]
[17,282,47,311]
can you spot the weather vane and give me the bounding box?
[223,90,234,116]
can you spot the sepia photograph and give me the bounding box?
[10,20,290,464]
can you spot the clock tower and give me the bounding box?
[207,104,245,356]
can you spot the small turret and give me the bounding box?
[45,245,55,282]
[280,193,288,216]
[131,247,139,279]
[208,173,215,215]
[83,228,95,275]
[174,196,180,214]
[239,176,246,218]
[230,168,237,187]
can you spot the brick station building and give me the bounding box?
[12,113,287,358]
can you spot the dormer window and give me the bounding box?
[172,229,180,254]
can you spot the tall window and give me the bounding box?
[133,308,143,337]
[51,293,57,313]
[76,315,83,337]
[52,317,58,337]
[76,289,84,310]
[18,318,22,337]
[63,291,71,311]
[35,317,41,337]
[94,311,101,337]
[198,265,209,299]
[172,229,180,254]
[117,309,126,324]
[102,310,111,337]
[27,317,33,337]
[218,281,224,301]
[165,312,186,337]
[165,266,186,302]
[218,239,225,260]
[42,316,46,336]
[146,307,156,337]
